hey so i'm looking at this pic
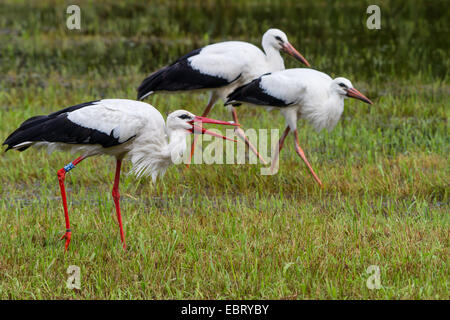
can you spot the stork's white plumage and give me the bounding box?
[226,68,373,186]
[3,99,238,251]
[137,29,310,164]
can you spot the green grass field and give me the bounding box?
[0,0,448,299]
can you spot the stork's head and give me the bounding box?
[332,77,373,104]
[166,110,239,141]
[262,28,310,67]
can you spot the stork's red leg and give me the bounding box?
[293,129,323,187]
[187,97,216,168]
[270,126,290,173]
[57,156,85,251]
[112,159,126,250]
[231,108,267,165]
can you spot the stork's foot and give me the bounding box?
[60,230,72,251]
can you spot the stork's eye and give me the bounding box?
[178,114,191,120]
[338,83,348,88]
[275,36,283,42]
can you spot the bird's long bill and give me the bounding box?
[192,116,240,127]
[190,116,239,142]
[346,88,373,105]
[282,42,311,67]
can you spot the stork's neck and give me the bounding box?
[164,129,189,164]
[263,45,285,71]
[304,89,345,132]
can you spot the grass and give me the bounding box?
[0,0,448,299]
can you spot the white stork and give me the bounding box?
[3,99,238,251]
[225,68,373,187]
[137,28,310,164]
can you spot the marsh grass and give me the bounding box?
[0,0,448,299]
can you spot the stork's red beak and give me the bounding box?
[282,42,310,67]
[189,116,239,142]
[346,88,373,105]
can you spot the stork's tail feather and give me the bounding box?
[225,84,247,107]
[137,68,166,100]
[3,115,53,152]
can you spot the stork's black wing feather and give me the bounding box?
[12,101,99,133]
[2,100,122,152]
[225,76,290,107]
[137,48,239,100]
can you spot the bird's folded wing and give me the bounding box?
[137,49,242,100]
[226,73,302,107]
[67,101,149,146]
